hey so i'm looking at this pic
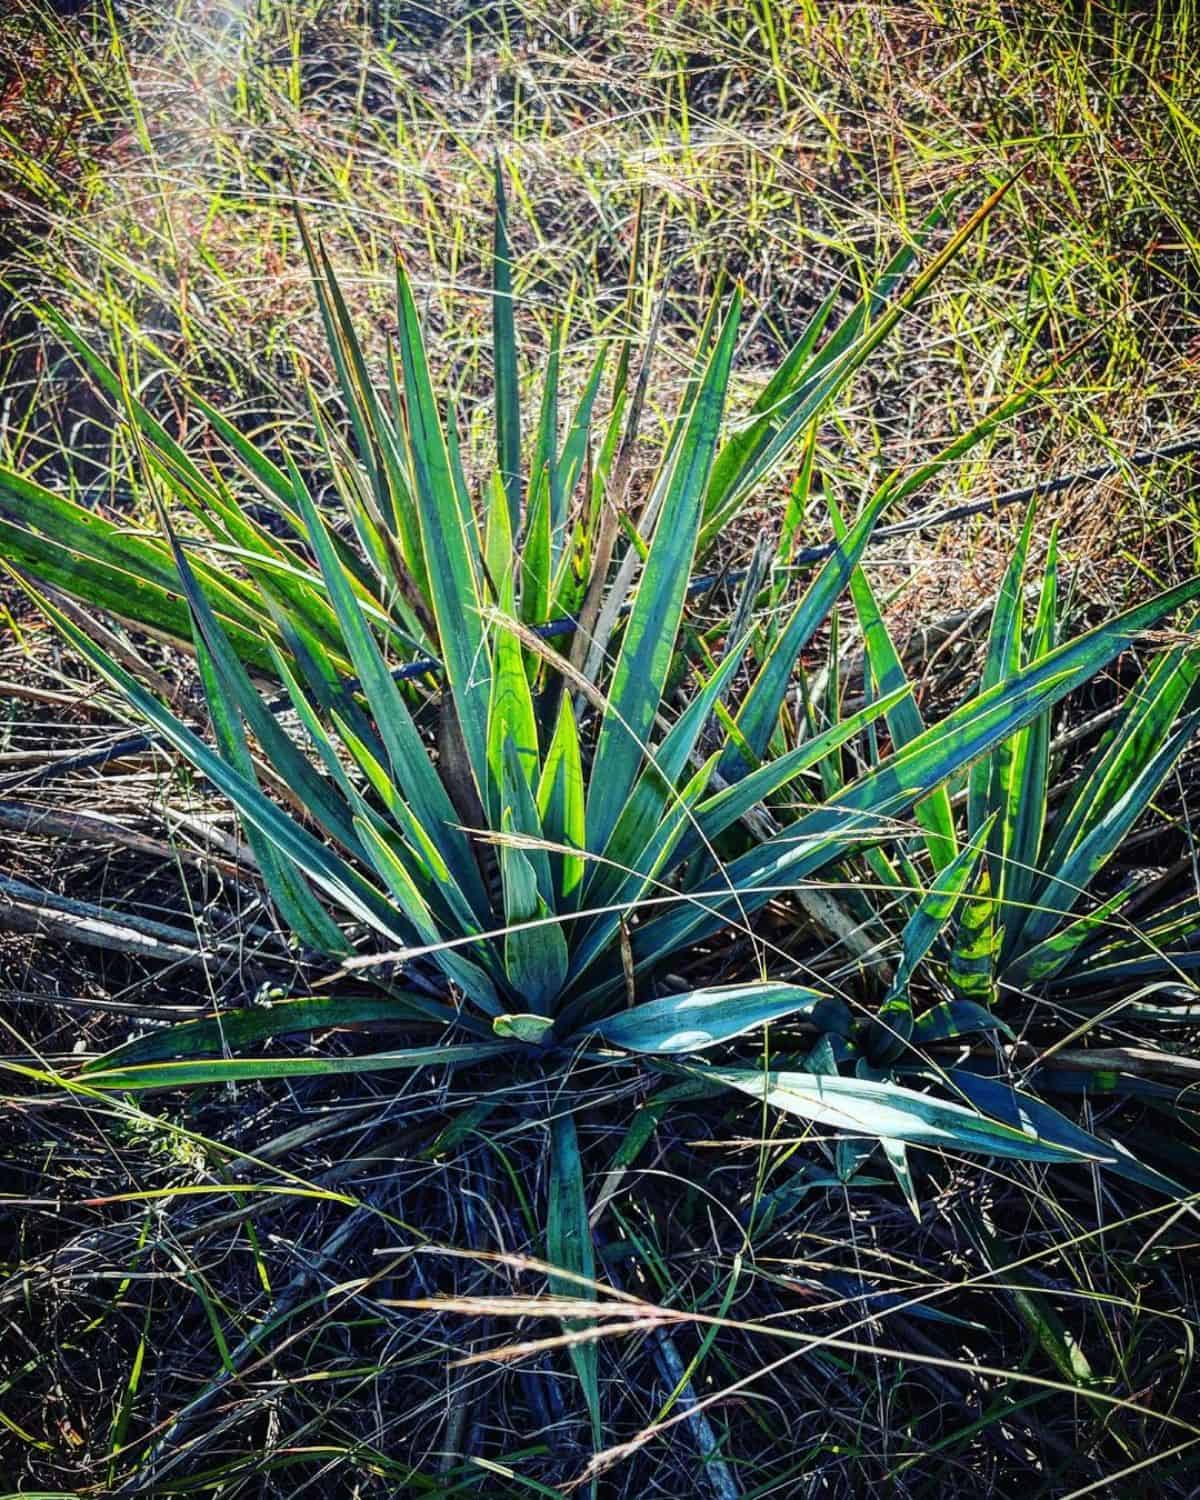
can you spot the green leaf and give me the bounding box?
[520,460,553,628]
[708,1067,1141,1172]
[546,1111,602,1454]
[556,340,608,550]
[195,634,349,955]
[692,684,913,855]
[567,757,717,1000]
[721,484,897,781]
[949,860,1001,1007]
[488,589,540,797]
[83,1042,511,1092]
[939,1068,1185,1199]
[831,493,956,868]
[286,453,490,922]
[968,501,1037,842]
[698,185,1012,551]
[699,227,927,545]
[913,998,1014,1045]
[355,815,505,1015]
[585,636,751,910]
[298,219,427,587]
[630,572,1200,971]
[582,981,849,1054]
[84,995,455,1072]
[0,469,274,670]
[161,505,364,858]
[500,835,569,1015]
[1005,884,1133,986]
[882,1137,921,1220]
[530,315,562,539]
[395,256,492,800]
[493,157,522,534]
[493,1013,555,1043]
[20,577,406,943]
[585,288,741,855]
[1018,623,1200,953]
[1001,526,1059,927]
[868,820,993,1064]
[537,693,586,907]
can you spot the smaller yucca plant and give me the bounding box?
[833,497,1200,1043]
[4,169,1196,1450]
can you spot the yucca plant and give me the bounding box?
[5,170,1198,1456]
[833,496,1200,1042]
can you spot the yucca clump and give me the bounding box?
[4,165,1199,1472]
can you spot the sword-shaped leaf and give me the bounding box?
[867,820,993,1064]
[1005,884,1132,986]
[583,982,848,1055]
[356,816,504,1015]
[629,573,1200,971]
[1000,525,1058,929]
[1018,621,1200,952]
[710,1064,1181,1196]
[18,578,406,941]
[948,859,1001,1007]
[546,1112,602,1458]
[538,693,586,907]
[584,288,740,854]
[493,156,522,533]
[830,493,956,869]
[83,1042,511,1093]
[719,484,897,782]
[195,636,349,956]
[287,453,491,922]
[84,994,461,1072]
[394,255,492,800]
